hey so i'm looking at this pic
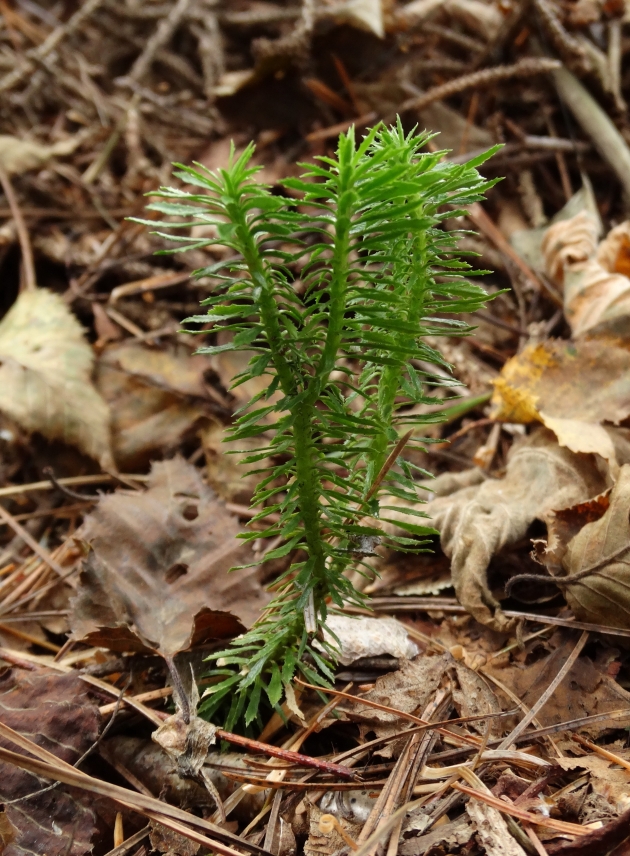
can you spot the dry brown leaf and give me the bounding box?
[347,653,450,757]
[389,428,612,630]
[452,661,501,734]
[0,669,101,856]
[555,464,630,630]
[399,815,473,855]
[202,421,270,505]
[490,337,630,463]
[149,822,201,856]
[96,342,209,469]
[0,289,113,468]
[69,456,269,657]
[484,633,630,736]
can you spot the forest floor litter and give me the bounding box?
[2,0,630,854]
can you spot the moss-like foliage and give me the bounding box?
[136,120,498,728]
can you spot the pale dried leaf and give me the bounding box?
[465,800,527,855]
[316,615,418,666]
[390,428,611,630]
[490,338,630,457]
[69,457,270,656]
[542,213,630,336]
[0,133,83,175]
[332,0,384,37]
[542,211,599,283]
[0,289,113,467]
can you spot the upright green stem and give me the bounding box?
[369,221,428,484]
[231,201,328,613]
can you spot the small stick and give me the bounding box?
[214,729,359,780]
[571,732,630,773]
[0,165,36,291]
[450,782,588,836]
[395,58,561,116]
[365,430,414,503]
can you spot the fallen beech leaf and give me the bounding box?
[69,456,269,657]
[0,290,113,468]
[557,464,630,630]
[0,669,101,856]
[491,337,630,461]
[96,342,209,469]
[315,615,418,666]
[388,428,613,631]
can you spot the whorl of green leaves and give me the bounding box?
[137,120,498,729]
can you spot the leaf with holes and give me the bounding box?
[69,457,269,659]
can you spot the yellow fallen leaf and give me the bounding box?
[0,289,113,468]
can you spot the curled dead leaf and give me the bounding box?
[0,289,113,468]
[542,212,630,336]
[69,456,269,657]
[549,464,630,630]
[386,427,622,630]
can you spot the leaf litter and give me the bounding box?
[5,1,630,855]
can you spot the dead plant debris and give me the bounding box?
[2,0,630,853]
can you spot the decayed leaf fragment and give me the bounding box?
[0,289,113,468]
[0,133,84,175]
[69,456,269,657]
[554,464,630,630]
[315,615,418,666]
[0,669,101,856]
[347,653,450,756]
[465,800,527,855]
[96,341,209,469]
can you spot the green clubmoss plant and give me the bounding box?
[137,120,498,729]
